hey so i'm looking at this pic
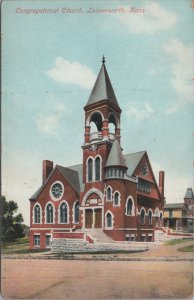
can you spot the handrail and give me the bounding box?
[90,131,115,142]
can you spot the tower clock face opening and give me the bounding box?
[50,182,64,200]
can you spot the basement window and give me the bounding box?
[34,235,40,248]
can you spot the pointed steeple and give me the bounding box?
[86,57,120,108]
[106,139,127,168]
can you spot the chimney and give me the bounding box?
[159,171,165,198]
[43,160,53,184]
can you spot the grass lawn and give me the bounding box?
[1,237,49,254]
[178,245,193,252]
[164,238,192,246]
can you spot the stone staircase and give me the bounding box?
[85,229,114,243]
[155,228,192,242]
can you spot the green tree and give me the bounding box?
[1,196,24,242]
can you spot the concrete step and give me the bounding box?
[85,229,114,243]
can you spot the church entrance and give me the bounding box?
[85,209,93,228]
[85,208,102,228]
[95,209,102,228]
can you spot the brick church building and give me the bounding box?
[29,57,165,249]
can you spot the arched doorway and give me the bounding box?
[85,208,102,228]
[84,191,103,229]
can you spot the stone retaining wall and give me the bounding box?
[51,238,148,253]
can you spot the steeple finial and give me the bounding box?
[86,55,120,108]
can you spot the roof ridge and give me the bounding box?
[56,165,80,195]
[124,150,146,156]
[68,163,83,168]
[56,164,77,172]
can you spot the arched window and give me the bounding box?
[46,203,53,223]
[148,210,152,225]
[126,199,133,215]
[140,209,145,225]
[106,213,112,228]
[107,187,112,201]
[155,208,159,227]
[95,157,100,181]
[88,158,93,182]
[74,201,79,223]
[109,122,116,134]
[89,111,103,131]
[160,212,163,226]
[60,202,68,223]
[114,192,120,206]
[34,204,41,223]
[108,113,117,134]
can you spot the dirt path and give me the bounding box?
[121,239,193,258]
[1,240,193,299]
[2,259,193,299]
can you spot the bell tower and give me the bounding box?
[82,57,122,188]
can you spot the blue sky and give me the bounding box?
[2,0,194,225]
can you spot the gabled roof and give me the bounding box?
[106,139,127,168]
[86,60,120,108]
[29,165,82,201]
[29,186,42,201]
[123,151,146,176]
[56,165,80,194]
[127,150,163,200]
[184,188,194,199]
[67,164,85,192]
[29,150,153,201]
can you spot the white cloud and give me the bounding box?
[148,68,156,76]
[163,39,194,113]
[36,114,60,136]
[116,2,177,34]
[35,103,68,136]
[126,102,154,123]
[2,151,41,225]
[152,161,191,204]
[47,58,96,90]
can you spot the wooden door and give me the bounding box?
[85,209,93,228]
[95,209,102,228]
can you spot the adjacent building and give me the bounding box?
[164,188,194,232]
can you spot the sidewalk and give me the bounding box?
[2,240,193,261]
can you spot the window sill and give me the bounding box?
[45,223,55,224]
[58,222,70,225]
[87,180,102,183]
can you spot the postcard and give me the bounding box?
[1,0,193,299]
